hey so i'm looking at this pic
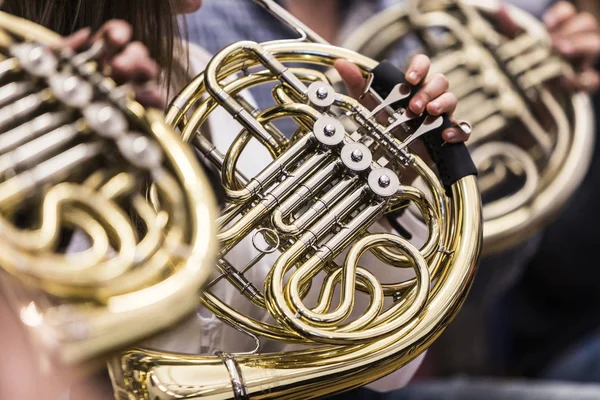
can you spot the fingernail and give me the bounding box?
[408,71,418,82]
[112,27,130,44]
[111,56,125,70]
[430,101,441,113]
[580,72,594,86]
[557,40,575,55]
[412,98,424,112]
[78,27,91,37]
[543,14,556,30]
[580,71,599,90]
[458,121,472,135]
[445,131,456,142]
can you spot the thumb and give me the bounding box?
[334,59,365,99]
[334,59,379,110]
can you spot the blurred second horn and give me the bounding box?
[344,0,595,254]
[0,11,219,367]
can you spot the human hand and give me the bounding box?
[543,1,600,92]
[335,54,470,143]
[62,20,166,109]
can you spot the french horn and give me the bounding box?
[0,11,218,367]
[109,0,482,398]
[343,0,595,254]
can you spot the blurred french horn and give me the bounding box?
[108,0,482,399]
[0,11,218,367]
[344,0,595,254]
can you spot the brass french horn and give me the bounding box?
[0,12,218,367]
[108,1,482,398]
[343,0,595,254]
